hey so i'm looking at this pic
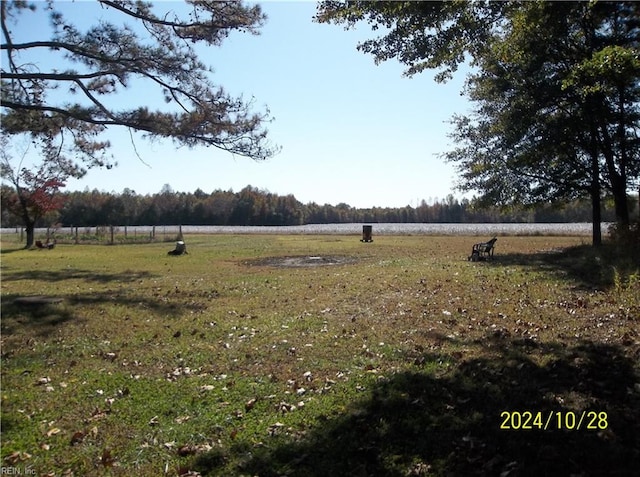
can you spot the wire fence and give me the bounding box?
[0,222,600,247]
[0,225,185,246]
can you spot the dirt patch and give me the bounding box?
[245,255,359,268]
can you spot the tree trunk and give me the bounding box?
[591,186,602,247]
[590,160,602,247]
[25,221,35,249]
[597,118,630,228]
[614,83,630,229]
[611,180,630,227]
[589,114,602,247]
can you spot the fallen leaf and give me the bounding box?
[4,451,31,464]
[277,402,296,413]
[245,398,257,411]
[101,448,115,468]
[89,407,109,421]
[177,444,197,457]
[268,422,284,436]
[177,468,202,477]
[70,431,85,445]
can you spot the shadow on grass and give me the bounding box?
[1,268,157,284]
[0,295,77,336]
[0,246,24,255]
[488,243,639,290]
[1,289,207,337]
[194,336,640,477]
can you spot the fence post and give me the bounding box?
[75,226,79,244]
[110,226,115,245]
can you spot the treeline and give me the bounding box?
[1,184,633,228]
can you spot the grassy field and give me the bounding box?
[1,234,639,476]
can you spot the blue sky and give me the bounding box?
[4,1,472,209]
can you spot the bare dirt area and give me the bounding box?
[245,254,359,268]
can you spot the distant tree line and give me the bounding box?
[3,184,636,229]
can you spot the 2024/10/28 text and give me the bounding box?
[500,411,608,430]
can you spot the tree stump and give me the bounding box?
[168,241,187,255]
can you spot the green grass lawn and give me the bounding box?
[1,234,639,476]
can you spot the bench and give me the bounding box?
[35,240,56,250]
[468,237,497,261]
